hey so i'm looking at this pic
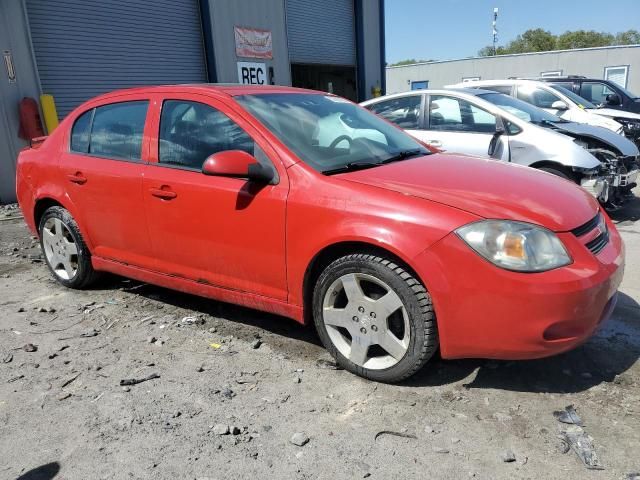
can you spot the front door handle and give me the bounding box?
[67,172,87,185]
[428,140,442,147]
[149,186,177,200]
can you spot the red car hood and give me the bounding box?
[337,154,599,232]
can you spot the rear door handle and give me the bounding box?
[67,172,87,185]
[149,186,177,200]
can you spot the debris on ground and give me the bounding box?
[432,446,449,454]
[2,352,13,363]
[554,406,604,470]
[315,359,343,370]
[553,405,584,426]
[119,373,160,386]
[250,338,262,349]
[181,316,204,325]
[500,450,516,463]
[290,432,310,446]
[374,430,418,441]
[213,424,230,435]
[22,343,37,352]
[61,373,81,389]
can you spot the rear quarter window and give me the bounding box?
[70,109,93,153]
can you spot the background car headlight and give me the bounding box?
[456,220,572,272]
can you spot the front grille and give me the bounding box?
[571,212,609,255]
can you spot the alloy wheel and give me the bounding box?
[42,217,79,280]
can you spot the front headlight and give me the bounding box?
[455,220,572,272]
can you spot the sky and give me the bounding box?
[385,0,640,63]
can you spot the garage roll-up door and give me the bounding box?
[286,0,355,66]
[26,0,207,118]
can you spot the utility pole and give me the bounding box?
[492,7,499,55]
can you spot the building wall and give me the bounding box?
[206,0,292,86]
[360,0,384,98]
[386,45,640,94]
[0,0,41,204]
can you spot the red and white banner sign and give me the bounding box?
[234,26,273,59]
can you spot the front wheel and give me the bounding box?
[312,254,438,383]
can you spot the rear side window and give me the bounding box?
[516,86,560,109]
[88,101,148,161]
[70,109,93,153]
[158,100,255,170]
[366,95,422,129]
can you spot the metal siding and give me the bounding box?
[26,0,207,117]
[286,0,355,66]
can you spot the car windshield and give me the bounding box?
[550,85,597,109]
[616,84,639,100]
[235,93,429,174]
[477,92,566,125]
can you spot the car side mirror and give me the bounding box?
[488,125,505,157]
[605,93,621,106]
[551,100,569,111]
[202,150,274,184]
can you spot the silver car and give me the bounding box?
[361,88,640,206]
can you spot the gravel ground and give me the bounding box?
[1,193,639,480]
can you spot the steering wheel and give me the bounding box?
[329,135,353,150]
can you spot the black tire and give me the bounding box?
[312,253,438,383]
[539,167,572,181]
[38,206,98,289]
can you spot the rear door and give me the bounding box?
[419,94,509,160]
[57,96,154,269]
[142,93,288,300]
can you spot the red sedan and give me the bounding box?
[16,85,624,383]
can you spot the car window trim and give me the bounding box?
[152,97,279,181]
[67,100,150,163]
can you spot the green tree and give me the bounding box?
[556,30,614,49]
[508,28,556,53]
[389,58,432,66]
[615,29,640,45]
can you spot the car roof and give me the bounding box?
[361,87,498,104]
[89,83,323,103]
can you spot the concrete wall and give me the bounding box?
[360,0,384,98]
[206,0,292,86]
[386,45,640,94]
[0,0,41,204]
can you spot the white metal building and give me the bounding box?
[386,45,640,94]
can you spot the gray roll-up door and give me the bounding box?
[286,0,355,66]
[26,0,207,118]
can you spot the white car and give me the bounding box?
[361,88,640,206]
[447,79,629,135]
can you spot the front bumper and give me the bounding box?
[413,215,624,360]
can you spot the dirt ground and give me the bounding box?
[1,193,639,480]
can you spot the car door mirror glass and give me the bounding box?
[551,100,568,111]
[202,150,273,183]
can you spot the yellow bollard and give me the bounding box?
[40,94,59,134]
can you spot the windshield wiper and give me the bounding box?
[322,161,384,175]
[380,149,426,164]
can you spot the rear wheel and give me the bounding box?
[312,253,438,383]
[39,206,98,289]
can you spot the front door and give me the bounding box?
[142,95,288,300]
[57,98,154,269]
[417,94,509,161]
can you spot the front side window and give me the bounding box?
[70,109,93,153]
[89,101,148,161]
[429,95,496,133]
[580,81,616,104]
[481,85,512,95]
[158,100,255,170]
[478,92,564,126]
[366,95,422,129]
[236,93,428,174]
[516,86,561,109]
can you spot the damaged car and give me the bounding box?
[362,88,639,208]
